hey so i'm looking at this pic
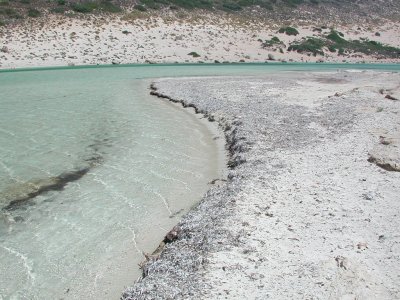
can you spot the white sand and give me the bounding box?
[123,70,400,299]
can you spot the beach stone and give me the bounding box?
[368,144,400,172]
[1,46,9,53]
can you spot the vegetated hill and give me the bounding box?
[0,0,399,26]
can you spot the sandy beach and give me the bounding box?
[123,70,400,299]
[0,4,399,297]
[0,13,399,69]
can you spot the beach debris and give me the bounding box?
[385,94,398,101]
[335,256,348,270]
[1,46,9,53]
[368,152,400,172]
[362,192,374,201]
[357,242,368,250]
[379,136,391,145]
[164,225,181,243]
[209,178,227,185]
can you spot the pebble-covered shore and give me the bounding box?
[123,71,400,299]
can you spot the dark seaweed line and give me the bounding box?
[2,167,90,211]
[124,83,247,281]
[150,83,246,170]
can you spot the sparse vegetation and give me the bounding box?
[139,0,160,10]
[288,37,324,56]
[326,30,346,43]
[71,2,97,13]
[51,6,66,13]
[0,7,21,19]
[71,0,121,13]
[222,1,242,11]
[27,7,40,17]
[287,30,400,58]
[134,4,147,11]
[262,36,283,47]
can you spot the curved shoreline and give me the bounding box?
[122,80,245,299]
[123,71,400,299]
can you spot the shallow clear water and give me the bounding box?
[0,63,399,299]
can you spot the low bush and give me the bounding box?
[326,30,345,43]
[278,26,299,36]
[100,1,121,12]
[134,4,147,11]
[188,51,200,57]
[71,1,121,13]
[71,2,98,13]
[288,37,324,56]
[262,36,283,47]
[27,8,41,17]
[222,1,242,10]
[52,6,66,13]
[0,7,22,18]
[140,0,159,9]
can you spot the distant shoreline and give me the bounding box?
[0,61,399,73]
[0,14,399,70]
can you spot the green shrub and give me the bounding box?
[222,1,242,10]
[71,2,98,13]
[134,4,147,11]
[328,45,336,52]
[140,0,159,9]
[188,51,200,57]
[278,26,299,36]
[288,37,324,56]
[57,0,66,5]
[262,36,282,47]
[27,8,41,17]
[0,7,22,18]
[20,0,31,4]
[259,1,273,10]
[282,0,303,7]
[326,30,346,43]
[271,36,280,43]
[100,1,121,13]
[52,6,66,13]
[350,39,400,57]
[0,0,9,6]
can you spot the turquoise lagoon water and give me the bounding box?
[0,63,399,299]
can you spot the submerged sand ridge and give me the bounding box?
[124,70,400,299]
